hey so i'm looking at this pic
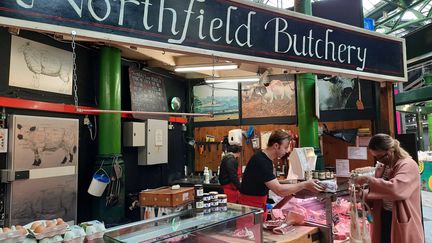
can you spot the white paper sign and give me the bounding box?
[336,159,350,177]
[347,146,368,160]
[260,131,272,150]
[155,129,163,146]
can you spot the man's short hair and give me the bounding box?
[227,144,242,153]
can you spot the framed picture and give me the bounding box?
[9,36,73,95]
[317,75,375,121]
[9,115,79,169]
[241,74,296,119]
[7,115,79,225]
[193,83,239,122]
[9,175,77,225]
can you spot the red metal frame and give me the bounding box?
[0,96,188,124]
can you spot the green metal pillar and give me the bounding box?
[294,0,322,169]
[99,47,122,155]
[92,47,125,224]
[425,72,432,150]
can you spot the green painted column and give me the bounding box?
[98,47,121,155]
[92,46,125,224]
[297,73,319,147]
[425,72,432,150]
[294,0,321,168]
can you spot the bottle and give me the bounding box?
[203,167,210,184]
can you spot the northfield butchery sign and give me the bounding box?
[0,0,406,81]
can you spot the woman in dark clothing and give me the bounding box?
[219,144,242,203]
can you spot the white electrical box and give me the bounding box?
[138,119,168,165]
[123,122,146,147]
[0,128,8,153]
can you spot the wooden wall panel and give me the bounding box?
[194,126,237,172]
[194,124,298,171]
[194,120,374,172]
[321,120,372,131]
[322,135,374,171]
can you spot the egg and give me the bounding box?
[31,222,41,231]
[63,230,76,241]
[94,223,106,232]
[39,238,51,243]
[34,225,46,234]
[18,228,28,235]
[52,235,63,241]
[3,227,11,233]
[16,225,23,230]
[46,221,56,228]
[56,218,65,225]
[85,225,97,235]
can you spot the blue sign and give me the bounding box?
[0,0,406,81]
[364,18,375,31]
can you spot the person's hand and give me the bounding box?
[354,176,370,185]
[303,179,324,193]
[375,162,385,178]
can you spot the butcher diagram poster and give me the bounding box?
[9,36,73,95]
[9,115,79,170]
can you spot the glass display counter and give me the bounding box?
[279,178,350,243]
[104,203,263,243]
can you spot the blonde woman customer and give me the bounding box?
[355,133,424,243]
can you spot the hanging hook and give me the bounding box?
[162,49,166,55]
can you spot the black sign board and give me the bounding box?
[0,0,407,82]
[129,68,168,119]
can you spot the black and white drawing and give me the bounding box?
[10,175,77,225]
[318,75,356,110]
[9,36,73,95]
[10,115,78,169]
[318,75,374,112]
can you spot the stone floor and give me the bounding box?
[422,190,432,243]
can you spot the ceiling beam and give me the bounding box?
[376,0,426,26]
[395,85,432,105]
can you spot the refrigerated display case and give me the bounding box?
[104,203,263,243]
[278,178,350,243]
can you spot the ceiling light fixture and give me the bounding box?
[205,76,260,84]
[174,63,238,72]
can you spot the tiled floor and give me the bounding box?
[422,190,432,243]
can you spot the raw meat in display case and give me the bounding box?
[273,178,352,243]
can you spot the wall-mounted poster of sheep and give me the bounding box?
[193,82,239,122]
[8,115,79,169]
[317,75,373,111]
[9,175,76,225]
[9,36,73,95]
[241,75,296,118]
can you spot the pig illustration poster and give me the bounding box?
[9,115,79,169]
[241,75,296,118]
[9,36,73,95]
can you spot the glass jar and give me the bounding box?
[194,184,204,198]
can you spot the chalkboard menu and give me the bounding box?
[129,68,168,120]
